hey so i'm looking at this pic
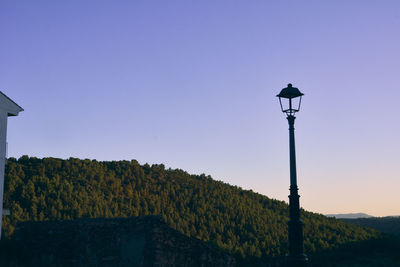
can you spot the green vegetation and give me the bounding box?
[3,156,382,263]
[341,217,400,236]
[309,235,400,266]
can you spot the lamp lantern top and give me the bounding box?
[276,83,304,116]
[276,83,304,99]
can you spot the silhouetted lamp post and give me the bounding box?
[277,84,308,266]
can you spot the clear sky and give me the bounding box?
[1,1,399,217]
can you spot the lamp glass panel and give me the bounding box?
[279,97,291,113]
[278,96,302,115]
[291,96,302,112]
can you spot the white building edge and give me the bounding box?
[0,91,23,239]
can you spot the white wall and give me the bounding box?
[0,111,8,239]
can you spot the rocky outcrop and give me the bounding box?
[14,216,236,266]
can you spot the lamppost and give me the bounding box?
[277,84,308,267]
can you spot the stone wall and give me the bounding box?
[13,216,236,266]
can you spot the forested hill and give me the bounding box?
[341,217,400,236]
[3,156,380,261]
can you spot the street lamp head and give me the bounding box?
[277,83,304,116]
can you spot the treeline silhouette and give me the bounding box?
[341,217,400,236]
[3,156,381,261]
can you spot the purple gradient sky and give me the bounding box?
[1,1,400,216]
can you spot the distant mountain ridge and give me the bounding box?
[326,213,374,219]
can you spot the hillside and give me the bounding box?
[341,217,400,236]
[3,156,381,262]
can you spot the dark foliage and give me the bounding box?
[309,235,400,266]
[341,217,400,236]
[3,156,381,262]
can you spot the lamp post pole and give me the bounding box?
[276,84,308,266]
[286,115,308,266]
